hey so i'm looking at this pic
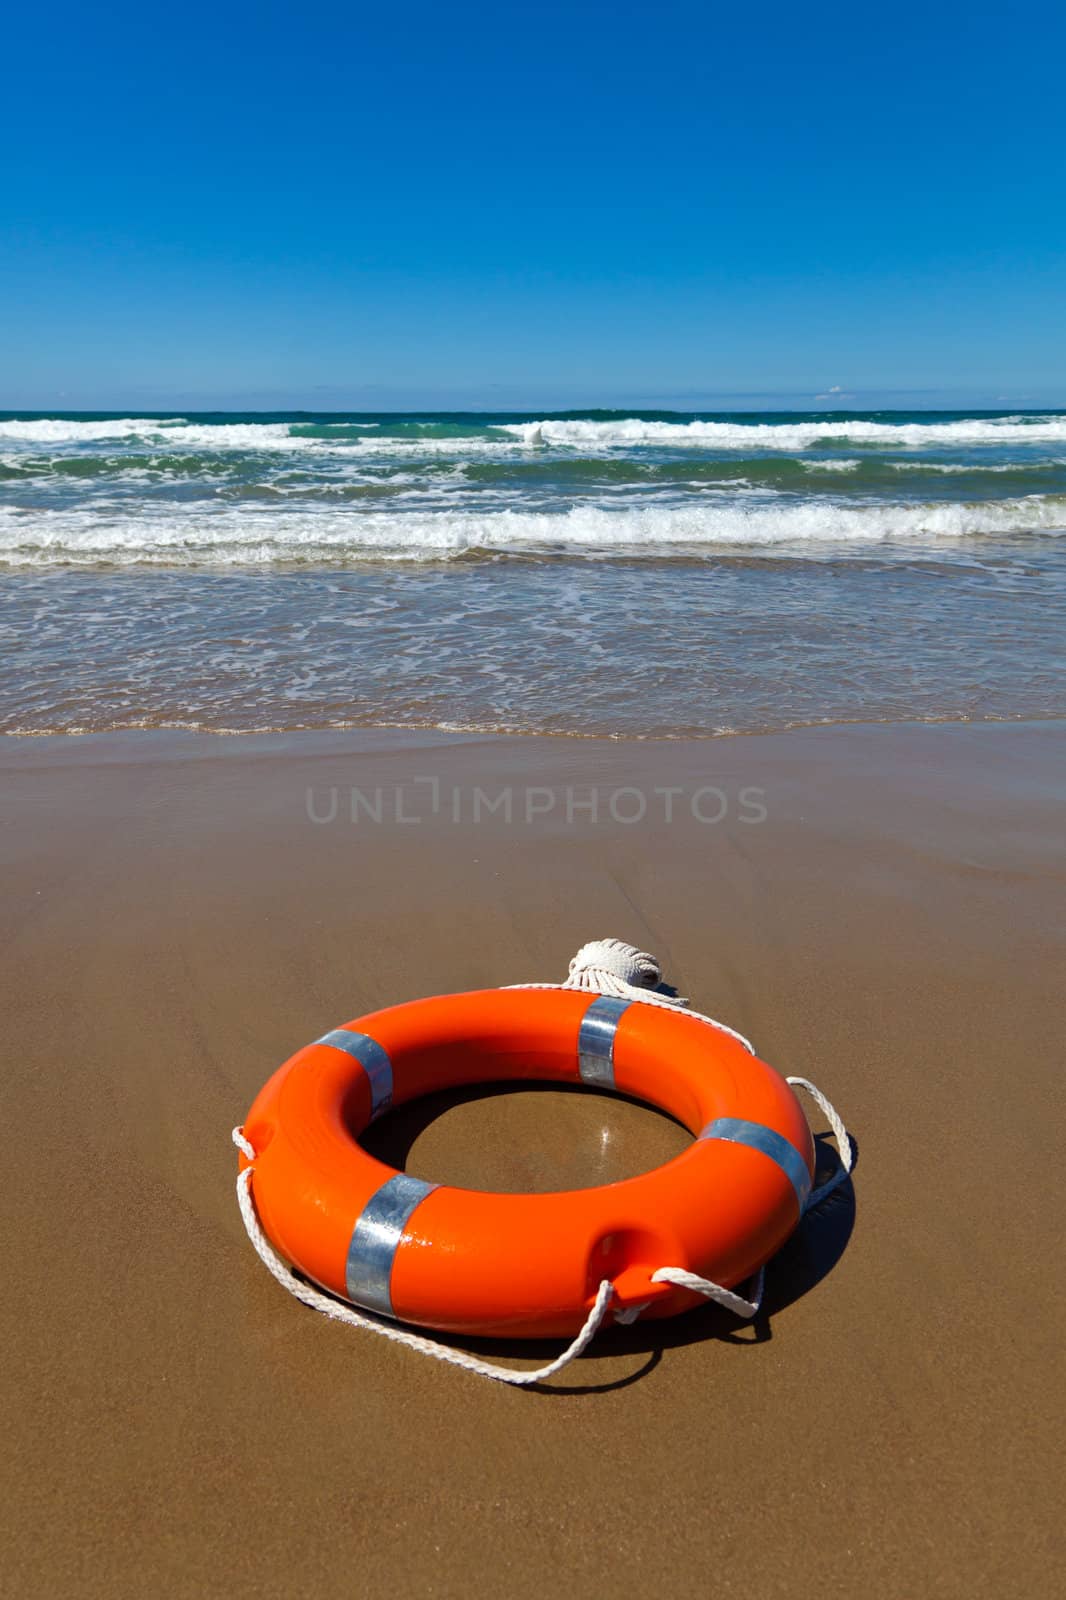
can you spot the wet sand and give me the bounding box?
[1,722,1063,1598]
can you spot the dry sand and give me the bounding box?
[1,722,1063,1598]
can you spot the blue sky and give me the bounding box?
[2,0,1064,410]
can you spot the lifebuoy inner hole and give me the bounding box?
[359,1080,692,1194]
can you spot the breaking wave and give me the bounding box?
[493,415,1066,450]
[4,411,1066,457]
[2,492,1064,567]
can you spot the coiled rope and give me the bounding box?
[232,939,853,1386]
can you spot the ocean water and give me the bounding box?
[2,408,1064,736]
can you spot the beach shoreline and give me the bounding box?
[2,720,1062,1596]
[4,407,1065,740]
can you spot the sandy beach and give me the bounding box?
[1,720,1062,1598]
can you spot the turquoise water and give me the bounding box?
[2,409,1064,734]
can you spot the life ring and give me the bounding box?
[236,985,815,1340]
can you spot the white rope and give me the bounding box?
[233,1127,256,1161]
[786,1075,854,1209]
[233,1130,615,1388]
[231,939,854,1381]
[651,1264,766,1318]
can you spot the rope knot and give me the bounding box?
[564,938,679,1002]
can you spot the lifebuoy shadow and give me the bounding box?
[361,1083,858,1395]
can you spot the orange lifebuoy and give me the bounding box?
[237,987,815,1339]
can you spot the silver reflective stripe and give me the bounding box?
[317,1029,393,1118]
[578,996,631,1088]
[699,1117,812,1213]
[344,1174,438,1317]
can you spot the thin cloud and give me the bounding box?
[815,384,855,403]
